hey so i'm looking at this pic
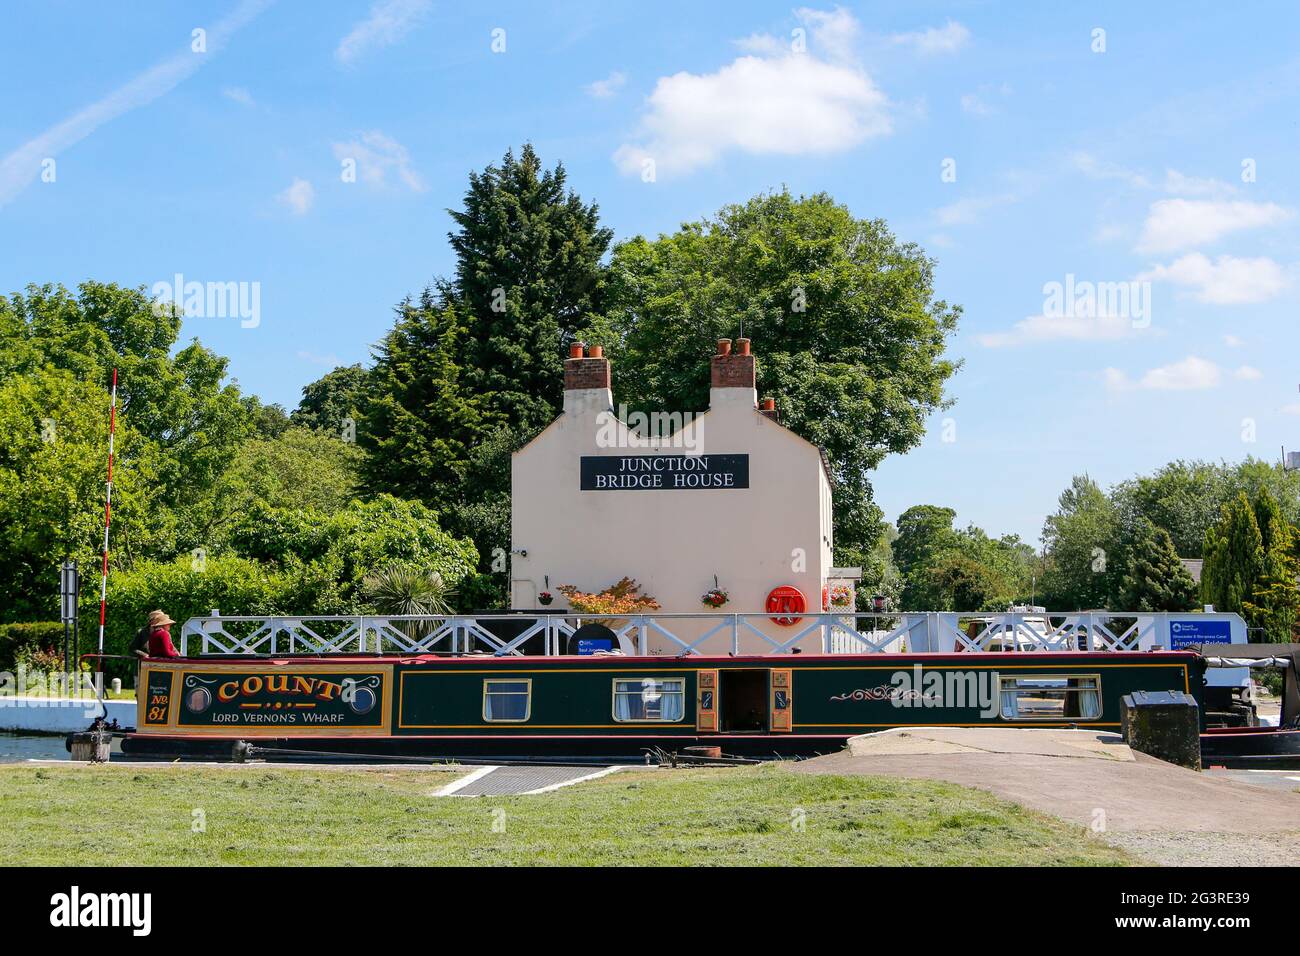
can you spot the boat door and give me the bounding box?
[696,669,718,732]
[770,668,793,732]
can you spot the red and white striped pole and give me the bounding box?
[95,367,119,685]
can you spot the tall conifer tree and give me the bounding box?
[1118,518,1198,611]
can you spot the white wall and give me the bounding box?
[0,696,134,733]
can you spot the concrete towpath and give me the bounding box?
[793,728,1300,866]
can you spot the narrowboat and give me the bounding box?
[1197,641,1300,766]
[117,610,1215,762]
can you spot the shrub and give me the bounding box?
[0,621,65,671]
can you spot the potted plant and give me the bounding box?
[828,584,853,609]
[538,590,554,606]
[701,576,729,609]
[556,578,660,631]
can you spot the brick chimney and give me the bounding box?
[563,342,612,416]
[709,337,757,409]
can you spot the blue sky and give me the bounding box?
[3,1,1299,545]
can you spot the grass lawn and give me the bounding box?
[0,763,1131,866]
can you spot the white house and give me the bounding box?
[510,338,840,654]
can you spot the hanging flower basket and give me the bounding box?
[701,587,729,609]
[538,591,554,606]
[828,584,853,609]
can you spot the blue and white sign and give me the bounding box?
[576,638,613,655]
[1169,619,1232,649]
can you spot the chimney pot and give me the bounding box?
[761,397,775,411]
[564,342,610,391]
[710,339,756,391]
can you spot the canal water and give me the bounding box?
[0,733,70,762]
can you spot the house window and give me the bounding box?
[613,678,685,722]
[999,675,1101,720]
[483,679,531,722]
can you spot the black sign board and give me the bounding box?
[580,454,749,490]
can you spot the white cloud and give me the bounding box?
[336,0,431,65]
[734,33,786,55]
[331,131,426,191]
[978,313,1140,348]
[1282,403,1300,416]
[0,0,270,209]
[935,193,1017,227]
[1235,365,1262,381]
[1138,253,1288,305]
[222,86,255,107]
[1137,198,1292,253]
[1106,356,1223,392]
[614,8,888,178]
[1071,152,1151,189]
[298,350,341,367]
[890,20,970,55]
[278,178,315,215]
[585,71,626,99]
[1224,333,1244,347]
[794,5,861,63]
[1164,169,1236,197]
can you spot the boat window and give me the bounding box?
[999,675,1100,720]
[483,679,531,722]
[612,678,685,722]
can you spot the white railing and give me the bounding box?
[179,610,1247,657]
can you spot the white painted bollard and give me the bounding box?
[110,678,121,694]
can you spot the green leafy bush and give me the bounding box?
[0,621,64,671]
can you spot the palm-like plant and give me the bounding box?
[362,566,456,645]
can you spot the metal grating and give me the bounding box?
[449,765,613,796]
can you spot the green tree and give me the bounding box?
[1242,488,1299,641]
[1202,492,1264,617]
[0,281,260,557]
[292,363,370,436]
[1112,458,1300,559]
[1118,518,1198,611]
[438,143,612,431]
[0,368,154,619]
[360,299,490,496]
[603,190,959,555]
[892,506,959,576]
[227,495,478,595]
[1040,475,1120,610]
[889,506,1035,610]
[186,427,362,548]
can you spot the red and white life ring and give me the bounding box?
[766,585,807,626]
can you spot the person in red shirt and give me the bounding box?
[145,610,181,658]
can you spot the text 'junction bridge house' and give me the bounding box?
[511,338,857,655]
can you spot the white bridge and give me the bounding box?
[179,610,1247,657]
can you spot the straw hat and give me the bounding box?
[147,609,176,629]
